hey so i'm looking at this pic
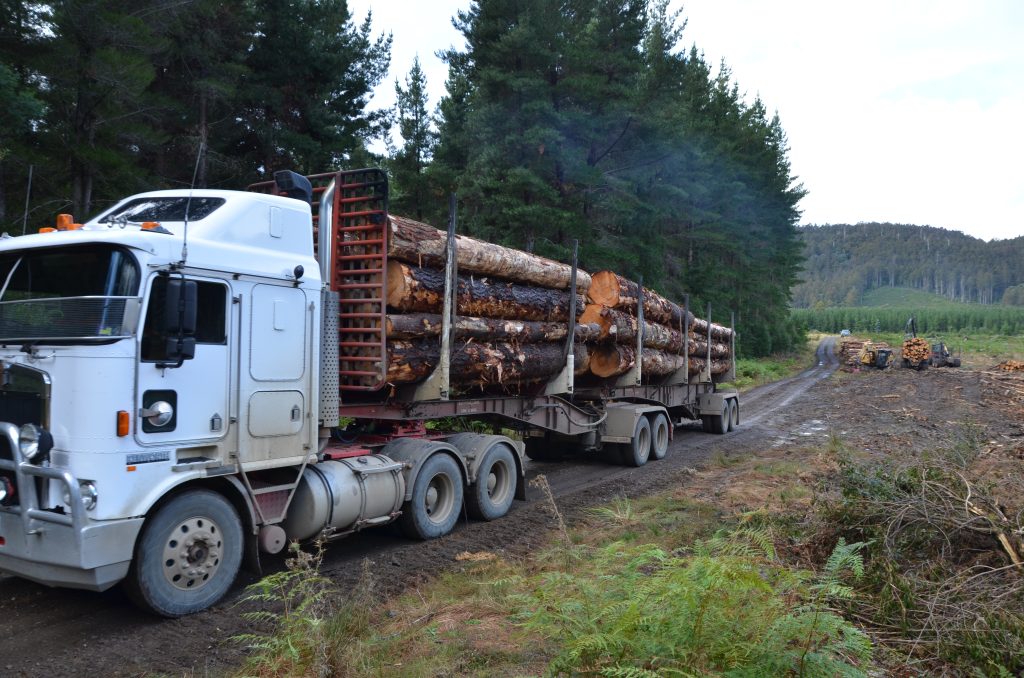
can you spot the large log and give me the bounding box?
[589,345,686,379]
[588,271,692,328]
[688,356,731,376]
[386,339,586,386]
[690,316,734,342]
[580,304,685,352]
[688,338,732,360]
[386,261,585,322]
[388,215,591,293]
[385,313,601,343]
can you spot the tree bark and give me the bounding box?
[588,271,693,328]
[386,261,585,322]
[688,338,732,360]
[690,316,734,342]
[580,304,686,352]
[386,313,600,343]
[688,356,731,376]
[589,345,686,379]
[386,339,586,386]
[388,215,591,293]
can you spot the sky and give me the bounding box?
[348,0,1024,241]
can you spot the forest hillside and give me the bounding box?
[794,223,1024,308]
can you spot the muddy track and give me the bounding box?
[0,339,838,678]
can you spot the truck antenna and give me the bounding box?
[179,141,205,267]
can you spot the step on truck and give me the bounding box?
[0,168,738,616]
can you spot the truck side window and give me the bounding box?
[141,278,228,361]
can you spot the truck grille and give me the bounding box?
[0,390,43,428]
[0,362,49,431]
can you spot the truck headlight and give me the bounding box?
[19,424,53,463]
[62,481,98,511]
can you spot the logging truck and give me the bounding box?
[0,168,738,617]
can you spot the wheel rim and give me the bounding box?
[486,458,512,505]
[162,516,223,591]
[424,472,456,525]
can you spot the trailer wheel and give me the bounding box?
[727,400,738,432]
[649,413,670,460]
[466,443,517,521]
[708,404,728,435]
[399,453,464,540]
[124,489,243,617]
[621,416,651,467]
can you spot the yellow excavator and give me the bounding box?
[858,340,893,369]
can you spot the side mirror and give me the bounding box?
[163,278,197,335]
[158,278,197,366]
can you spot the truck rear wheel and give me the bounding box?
[124,489,243,618]
[649,413,670,460]
[621,416,651,467]
[466,442,517,521]
[399,453,464,539]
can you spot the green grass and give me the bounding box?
[857,286,971,309]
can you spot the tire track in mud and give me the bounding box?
[0,340,839,678]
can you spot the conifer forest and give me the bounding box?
[0,1,807,356]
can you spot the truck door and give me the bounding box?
[135,275,231,453]
[237,283,311,467]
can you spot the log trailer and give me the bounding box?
[0,168,738,616]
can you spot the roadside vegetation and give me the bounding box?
[720,332,824,392]
[231,347,1023,677]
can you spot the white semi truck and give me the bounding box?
[0,168,738,616]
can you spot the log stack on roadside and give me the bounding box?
[375,215,734,391]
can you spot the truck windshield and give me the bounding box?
[0,245,141,343]
[95,197,225,224]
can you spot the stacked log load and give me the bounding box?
[377,216,733,389]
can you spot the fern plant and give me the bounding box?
[519,529,873,676]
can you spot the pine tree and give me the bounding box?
[235,1,391,177]
[390,57,437,220]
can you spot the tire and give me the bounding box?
[709,404,728,435]
[701,415,713,433]
[466,443,517,521]
[124,489,243,618]
[399,454,464,540]
[649,413,670,460]
[730,400,740,430]
[726,400,737,432]
[621,416,652,467]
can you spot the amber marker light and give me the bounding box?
[140,221,159,231]
[38,227,56,233]
[117,410,130,437]
[56,213,73,230]
[126,465,137,473]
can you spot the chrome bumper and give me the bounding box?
[0,422,142,591]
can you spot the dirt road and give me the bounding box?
[0,340,841,678]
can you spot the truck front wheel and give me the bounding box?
[125,489,243,617]
[399,453,464,539]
